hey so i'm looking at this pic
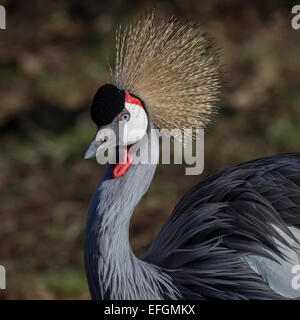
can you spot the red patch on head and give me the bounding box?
[125,90,143,107]
[112,148,133,178]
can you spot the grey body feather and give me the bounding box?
[84,124,300,299]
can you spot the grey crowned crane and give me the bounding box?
[83,11,300,300]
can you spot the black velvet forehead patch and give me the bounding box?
[91,84,125,126]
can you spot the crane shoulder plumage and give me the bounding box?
[143,153,300,299]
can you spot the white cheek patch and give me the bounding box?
[120,102,148,145]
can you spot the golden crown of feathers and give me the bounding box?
[113,10,222,140]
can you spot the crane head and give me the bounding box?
[84,84,148,165]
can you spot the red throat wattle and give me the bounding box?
[112,148,133,178]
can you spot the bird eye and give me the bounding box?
[119,112,130,122]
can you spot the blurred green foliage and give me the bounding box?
[0,0,299,299]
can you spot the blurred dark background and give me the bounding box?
[0,0,299,299]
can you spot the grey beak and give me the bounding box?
[84,125,118,160]
[84,136,101,159]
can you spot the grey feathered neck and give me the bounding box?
[84,124,180,299]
